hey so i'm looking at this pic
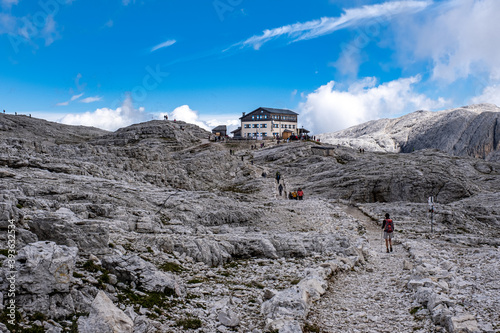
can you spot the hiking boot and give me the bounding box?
[386,249,389,253]
[390,247,393,252]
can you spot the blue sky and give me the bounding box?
[1,0,500,134]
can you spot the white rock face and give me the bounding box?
[77,291,134,333]
[318,104,500,161]
[16,241,78,294]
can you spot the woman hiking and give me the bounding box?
[382,213,394,253]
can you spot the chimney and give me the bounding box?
[242,112,246,117]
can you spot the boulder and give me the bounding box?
[15,241,78,295]
[77,291,134,333]
[218,307,240,327]
[101,255,184,297]
[27,211,109,255]
[445,314,480,333]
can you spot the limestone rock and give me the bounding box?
[77,291,134,333]
[101,255,184,296]
[15,241,78,295]
[27,210,110,255]
[218,307,240,327]
[445,314,480,333]
[319,104,500,162]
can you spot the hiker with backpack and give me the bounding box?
[278,183,283,196]
[382,213,394,253]
[297,188,304,200]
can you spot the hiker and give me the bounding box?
[292,191,298,200]
[288,192,293,200]
[241,156,244,161]
[297,188,304,200]
[275,171,281,184]
[382,213,394,253]
[278,184,283,196]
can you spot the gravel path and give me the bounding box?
[307,205,436,333]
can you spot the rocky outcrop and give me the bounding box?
[101,255,185,297]
[1,241,79,318]
[1,114,499,332]
[261,262,347,333]
[77,291,133,333]
[27,209,110,255]
[318,104,500,162]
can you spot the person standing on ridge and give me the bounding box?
[275,171,281,184]
[278,183,283,196]
[382,213,394,253]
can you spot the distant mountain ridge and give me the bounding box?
[318,103,500,161]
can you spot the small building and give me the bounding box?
[240,107,299,139]
[212,125,227,137]
[231,127,242,138]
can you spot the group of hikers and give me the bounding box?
[275,171,304,200]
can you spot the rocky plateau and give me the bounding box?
[0,112,499,333]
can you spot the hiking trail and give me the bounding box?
[307,205,436,333]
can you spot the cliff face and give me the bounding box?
[318,104,500,162]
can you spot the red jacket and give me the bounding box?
[297,190,304,197]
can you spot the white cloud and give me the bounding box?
[60,95,148,131]
[70,93,84,101]
[41,15,59,46]
[151,39,176,53]
[299,76,449,134]
[398,0,500,82]
[230,1,430,50]
[79,96,102,103]
[471,84,500,107]
[160,105,210,131]
[56,93,84,106]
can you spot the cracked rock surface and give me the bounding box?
[0,113,499,332]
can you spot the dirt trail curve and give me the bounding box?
[307,205,436,333]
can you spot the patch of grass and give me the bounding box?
[220,185,256,194]
[158,262,183,273]
[16,203,23,209]
[108,243,115,248]
[31,312,47,322]
[0,309,23,332]
[409,306,422,315]
[220,271,231,277]
[98,271,110,285]
[290,278,301,285]
[73,272,84,278]
[82,260,102,273]
[187,278,204,284]
[224,261,239,269]
[0,249,10,256]
[303,322,321,333]
[146,246,154,253]
[175,316,202,330]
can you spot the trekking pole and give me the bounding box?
[381,229,384,253]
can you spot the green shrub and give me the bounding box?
[158,262,183,273]
[175,316,202,329]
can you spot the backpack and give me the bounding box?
[384,219,393,233]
